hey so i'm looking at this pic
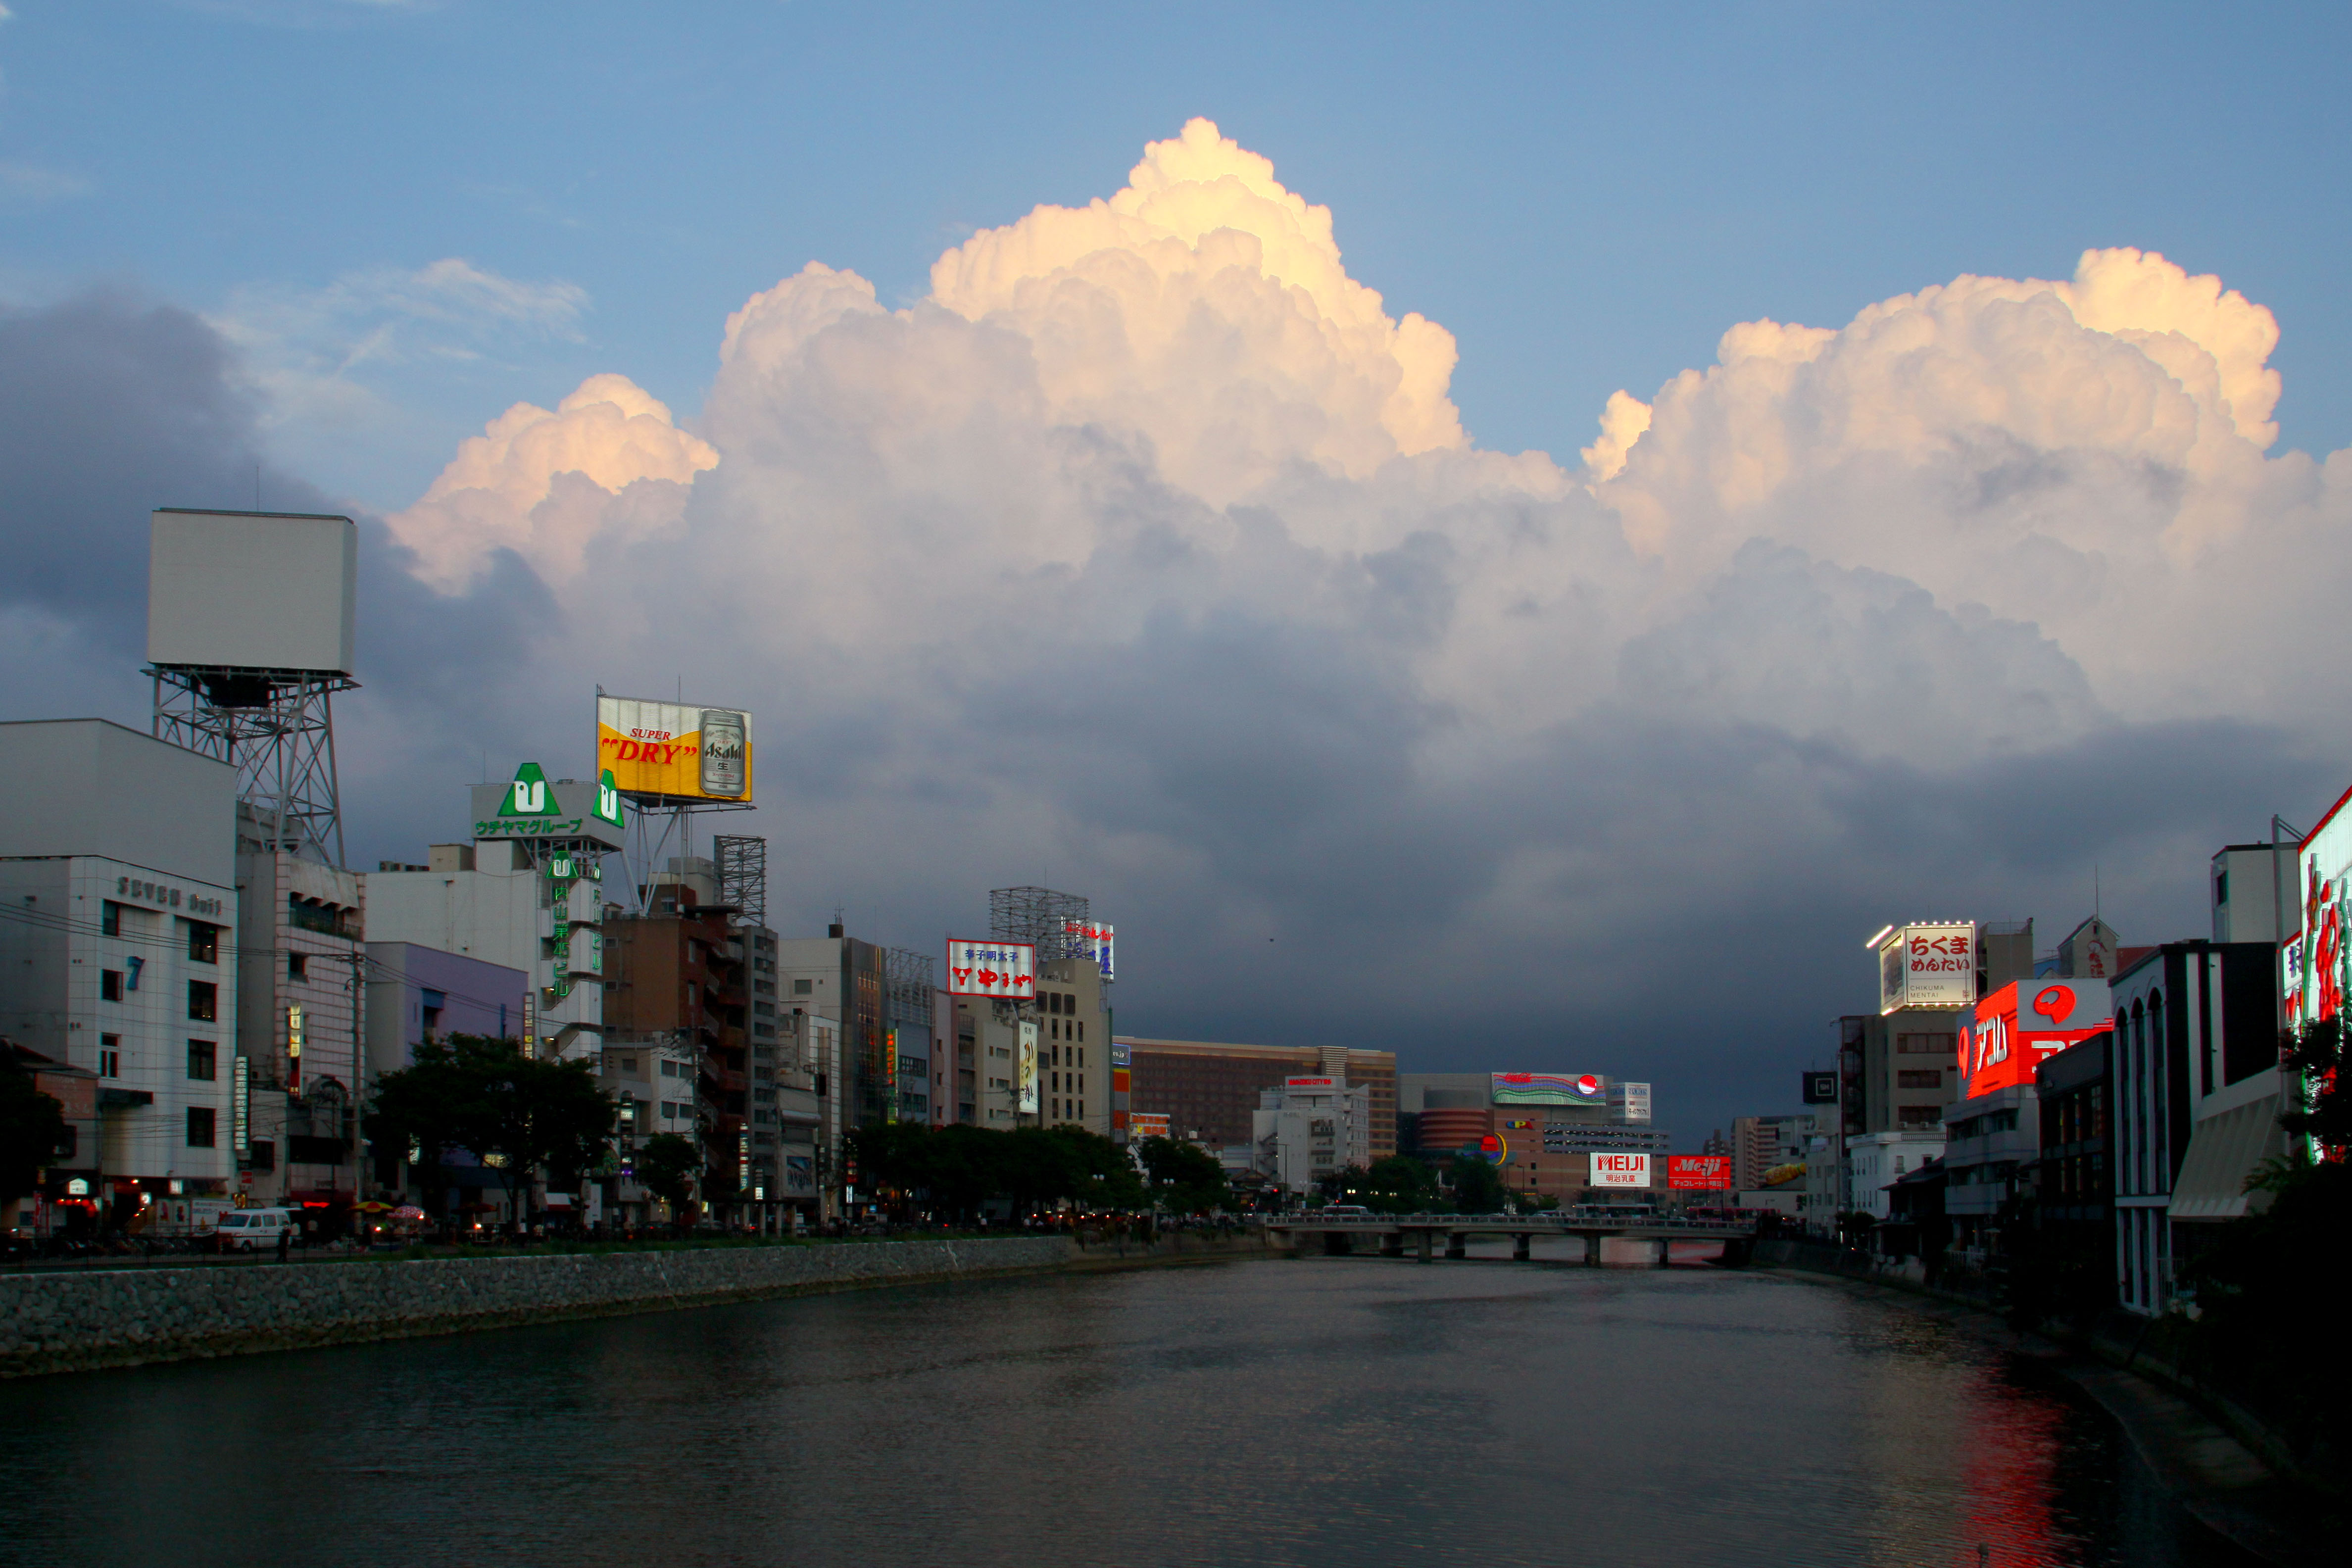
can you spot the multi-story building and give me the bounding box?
[605,892,756,1214]
[2112,939,2282,1315]
[1124,1038,1396,1163]
[238,802,366,1210]
[1251,1076,1372,1193]
[1401,1072,1668,1204]
[365,763,622,1064]
[0,720,239,1229]
[2032,1030,2112,1293]
[1032,953,1108,1138]
[1846,1128,1943,1221]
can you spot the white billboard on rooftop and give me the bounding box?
[147,509,357,674]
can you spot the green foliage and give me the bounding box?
[1447,1155,1509,1214]
[364,1034,615,1219]
[1135,1135,1230,1214]
[633,1132,700,1218]
[0,1053,69,1201]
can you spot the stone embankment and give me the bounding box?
[0,1236,1073,1377]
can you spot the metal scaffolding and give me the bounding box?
[988,885,1090,962]
[152,665,358,866]
[883,947,935,1029]
[713,834,767,928]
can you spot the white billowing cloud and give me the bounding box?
[925,116,1465,503]
[1587,245,2349,721]
[349,123,2352,1117]
[386,373,717,588]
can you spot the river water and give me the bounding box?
[0,1250,2257,1568]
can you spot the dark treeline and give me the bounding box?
[845,1124,1233,1220]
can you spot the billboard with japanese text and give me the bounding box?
[2294,786,2352,1030]
[1589,1151,1651,1187]
[1128,1112,1171,1141]
[1960,979,2112,1098]
[1018,1020,1039,1114]
[1668,1155,1733,1189]
[1878,923,1978,1013]
[946,938,1035,999]
[596,695,753,802]
[1064,919,1114,980]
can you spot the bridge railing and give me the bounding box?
[1265,1212,1754,1232]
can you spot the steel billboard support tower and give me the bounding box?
[713,834,768,927]
[144,509,360,868]
[989,885,1090,962]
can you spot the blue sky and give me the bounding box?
[4,1,2348,1138]
[4,1,2345,510]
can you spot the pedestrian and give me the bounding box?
[275,1224,291,1264]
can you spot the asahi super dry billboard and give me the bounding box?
[597,695,753,802]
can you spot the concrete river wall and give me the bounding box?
[0,1236,1076,1378]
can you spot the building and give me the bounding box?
[0,719,239,1228]
[364,763,622,1064]
[1943,976,2114,1261]
[1845,1128,1942,1222]
[2030,1030,2112,1302]
[2210,838,2298,946]
[1126,1038,1396,1163]
[2112,939,2282,1316]
[363,942,530,1077]
[1031,953,1110,1138]
[1252,1075,1373,1193]
[1400,1072,1668,1204]
[238,803,367,1211]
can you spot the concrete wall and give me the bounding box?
[0,1235,1073,1377]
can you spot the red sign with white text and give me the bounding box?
[1960,980,2112,1098]
[1668,1155,1734,1190]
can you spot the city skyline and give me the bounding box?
[4,3,2350,1144]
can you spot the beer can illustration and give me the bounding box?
[698,709,748,797]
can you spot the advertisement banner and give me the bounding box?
[1960,979,2113,1098]
[596,695,754,802]
[1611,1082,1652,1123]
[1589,1152,1651,1188]
[1128,1112,1171,1142]
[1667,1155,1732,1189]
[945,939,1035,999]
[2294,793,2352,1029]
[1802,1071,1839,1105]
[1878,923,1978,1013]
[1063,919,1115,980]
[1491,1073,1604,1106]
[1285,1077,1336,1089]
[1018,1021,1039,1115]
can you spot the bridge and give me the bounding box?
[1263,1213,1760,1267]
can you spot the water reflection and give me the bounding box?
[0,1257,2256,1568]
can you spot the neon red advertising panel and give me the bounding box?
[1668,1155,1733,1190]
[1960,980,2112,1098]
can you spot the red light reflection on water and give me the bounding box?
[1951,1377,2085,1568]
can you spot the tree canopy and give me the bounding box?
[0,1052,68,1202]
[845,1122,1156,1219]
[365,1034,614,1219]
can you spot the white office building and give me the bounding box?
[1252,1075,1372,1194]
[0,720,240,1220]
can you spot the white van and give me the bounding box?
[212,1208,295,1251]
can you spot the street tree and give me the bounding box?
[1136,1135,1229,1214]
[1447,1156,1508,1214]
[634,1132,700,1227]
[0,1050,69,1219]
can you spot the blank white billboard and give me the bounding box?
[147,510,357,674]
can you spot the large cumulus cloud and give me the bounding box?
[10,120,2345,1140]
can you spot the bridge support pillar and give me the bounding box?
[1654,1238,1672,1269]
[1583,1233,1603,1267]
[1445,1232,1467,1260]
[1381,1231,1405,1258]
[1417,1230,1433,1264]
[1512,1233,1531,1262]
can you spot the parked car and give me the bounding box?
[212,1208,295,1251]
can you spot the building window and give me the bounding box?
[101,901,123,936]
[793,978,813,995]
[101,970,124,1002]
[289,953,308,982]
[188,980,218,1022]
[1897,1070,1942,1089]
[99,1035,121,1078]
[188,1040,217,1080]
[186,1107,217,1148]
[289,896,350,937]
[186,921,220,964]
[1896,1033,1955,1055]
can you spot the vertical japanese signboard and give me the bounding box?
[1018,1020,1040,1115]
[1878,922,1978,1013]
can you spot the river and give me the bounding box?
[0,1250,2258,1568]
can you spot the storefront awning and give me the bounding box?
[2168,1095,2285,1221]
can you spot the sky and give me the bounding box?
[2,0,2348,1147]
